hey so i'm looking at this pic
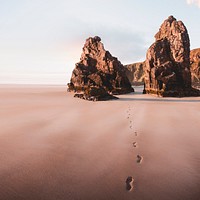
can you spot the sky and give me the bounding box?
[0,0,200,84]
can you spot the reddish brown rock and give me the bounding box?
[190,48,200,88]
[143,16,200,96]
[124,50,200,88]
[125,62,145,85]
[68,36,134,97]
[73,86,118,101]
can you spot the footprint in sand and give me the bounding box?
[133,142,137,147]
[137,155,143,163]
[126,176,134,191]
[135,131,137,136]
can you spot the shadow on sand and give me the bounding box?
[117,87,200,103]
[117,97,200,103]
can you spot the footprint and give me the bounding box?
[133,142,137,147]
[135,131,137,136]
[126,176,134,191]
[137,155,143,163]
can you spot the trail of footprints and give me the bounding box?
[126,105,143,191]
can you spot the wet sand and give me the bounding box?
[0,85,200,200]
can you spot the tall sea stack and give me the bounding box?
[143,16,200,96]
[68,36,134,95]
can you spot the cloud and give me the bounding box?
[186,0,200,7]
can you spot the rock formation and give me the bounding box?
[125,49,200,87]
[125,62,145,85]
[74,87,118,101]
[190,48,200,87]
[143,15,200,96]
[68,36,134,100]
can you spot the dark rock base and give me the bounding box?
[67,84,134,95]
[74,93,118,101]
[71,86,119,101]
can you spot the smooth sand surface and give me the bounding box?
[0,85,200,200]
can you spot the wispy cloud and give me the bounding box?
[187,0,200,7]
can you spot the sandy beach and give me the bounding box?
[0,85,200,200]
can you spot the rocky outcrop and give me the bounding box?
[68,36,134,99]
[125,49,200,87]
[190,48,200,87]
[143,16,200,97]
[125,62,145,85]
[73,87,118,101]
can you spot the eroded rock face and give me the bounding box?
[125,62,145,85]
[68,36,134,96]
[190,48,200,87]
[124,49,200,87]
[144,16,200,96]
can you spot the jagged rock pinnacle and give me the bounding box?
[143,16,200,97]
[68,36,134,95]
